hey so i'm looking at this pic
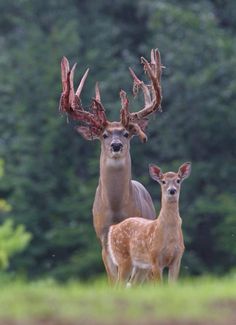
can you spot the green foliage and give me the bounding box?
[143,0,236,275]
[0,160,4,178]
[0,0,235,279]
[0,219,31,269]
[0,199,11,213]
[0,276,236,323]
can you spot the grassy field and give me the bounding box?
[0,275,236,325]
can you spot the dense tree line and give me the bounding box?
[0,0,235,280]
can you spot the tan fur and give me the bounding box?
[92,122,156,283]
[59,50,163,284]
[107,163,191,286]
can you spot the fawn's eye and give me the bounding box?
[103,133,108,139]
[162,180,166,184]
[177,179,181,184]
[123,131,129,138]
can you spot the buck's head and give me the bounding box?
[98,122,134,159]
[59,49,163,160]
[149,162,191,202]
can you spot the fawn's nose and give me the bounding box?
[169,188,177,195]
[111,142,123,152]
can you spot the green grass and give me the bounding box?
[0,276,236,324]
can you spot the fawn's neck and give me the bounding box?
[158,198,181,226]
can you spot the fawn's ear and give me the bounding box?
[149,164,163,183]
[178,162,191,180]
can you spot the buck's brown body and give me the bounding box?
[92,121,156,281]
[108,163,191,285]
[59,49,163,282]
[93,127,156,240]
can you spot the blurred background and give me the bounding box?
[0,0,235,281]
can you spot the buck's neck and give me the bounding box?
[158,196,181,226]
[99,148,132,210]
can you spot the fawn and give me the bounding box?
[107,162,191,286]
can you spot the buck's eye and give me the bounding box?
[177,179,181,184]
[123,131,129,138]
[162,180,166,184]
[103,133,108,139]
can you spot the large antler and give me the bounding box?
[120,49,163,141]
[59,57,107,137]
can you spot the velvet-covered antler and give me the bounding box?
[120,49,163,142]
[59,57,107,138]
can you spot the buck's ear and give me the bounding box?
[178,162,191,180]
[76,126,100,141]
[137,118,149,131]
[128,123,148,143]
[149,164,163,183]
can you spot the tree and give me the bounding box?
[144,0,236,274]
[0,0,235,279]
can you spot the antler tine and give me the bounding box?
[95,82,101,102]
[69,63,77,108]
[75,68,90,99]
[59,57,105,130]
[91,82,107,127]
[129,48,163,122]
[68,109,101,129]
[59,57,70,112]
[61,56,70,90]
[120,89,129,127]
[120,89,148,143]
[92,99,107,127]
[129,67,152,105]
[155,48,162,82]
[150,49,158,77]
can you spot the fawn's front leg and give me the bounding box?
[151,259,163,283]
[168,255,182,283]
[117,258,132,287]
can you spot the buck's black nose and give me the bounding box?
[169,188,177,195]
[111,142,123,152]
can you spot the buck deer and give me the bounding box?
[107,162,191,286]
[59,49,163,282]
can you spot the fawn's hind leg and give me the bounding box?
[129,267,149,285]
[102,247,117,285]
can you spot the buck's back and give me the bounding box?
[131,180,156,220]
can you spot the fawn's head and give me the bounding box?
[59,50,163,160]
[149,162,191,202]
